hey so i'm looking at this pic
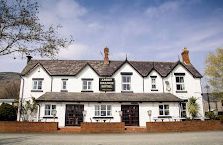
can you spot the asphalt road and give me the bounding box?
[0,131,223,145]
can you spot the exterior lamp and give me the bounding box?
[82,110,87,122]
[205,85,211,112]
[51,110,57,122]
[119,111,123,122]
[147,110,152,122]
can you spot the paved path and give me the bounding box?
[0,131,223,145]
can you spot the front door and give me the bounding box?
[121,105,139,126]
[65,104,84,126]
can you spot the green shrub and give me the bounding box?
[0,103,17,121]
[205,111,216,120]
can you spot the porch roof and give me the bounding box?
[36,92,182,102]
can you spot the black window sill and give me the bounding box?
[61,90,68,92]
[151,89,158,91]
[81,90,93,92]
[43,116,58,119]
[121,91,133,93]
[93,116,114,119]
[158,116,172,118]
[176,91,187,93]
[31,90,43,92]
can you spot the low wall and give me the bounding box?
[146,121,223,132]
[0,121,58,133]
[81,122,125,133]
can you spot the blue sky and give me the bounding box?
[0,0,223,76]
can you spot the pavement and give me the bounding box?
[0,131,223,145]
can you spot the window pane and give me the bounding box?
[95,105,99,110]
[107,105,111,111]
[45,105,50,109]
[165,110,169,115]
[101,111,106,116]
[159,105,163,110]
[33,81,37,89]
[164,105,169,109]
[176,77,179,83]
[101,105,106,110]
[159,110,163,115]
[45,110,50,115]
[122,76,126,83]
[126,77,130,82]
[38,81,42,90]
[179,77,184,83]
[107,111,111,116]
[95,111,100,116]
[62,81,66,89]
[126,84,130,90]
[52,105,56,109]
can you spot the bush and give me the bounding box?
[0,103,17,121]
[219,115,223,123]
[205,111,216,120]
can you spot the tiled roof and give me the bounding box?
[21,60,202,78]
[36,92,182,102]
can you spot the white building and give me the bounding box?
[18,48,204,127]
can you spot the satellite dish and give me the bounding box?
[165,81,171,91]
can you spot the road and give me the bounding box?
[0,131,223,145]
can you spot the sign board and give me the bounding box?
[99,78,115,91]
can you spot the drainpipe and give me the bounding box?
[162,77,164,93]
[143,77,144,93]
[37,104,41,121]
[18,76,25,121]
[51,76,53,92]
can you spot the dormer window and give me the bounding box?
[82,78,93,92]
[150,76,157,91]
[61,79,68,92]
[121,72,132,92]
[174,73,185,92]
[32,78,43,92]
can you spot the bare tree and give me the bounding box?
[0,0,73,58]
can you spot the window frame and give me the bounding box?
[122,75,131,91]
[159,104,170,116]
[44,104,57,116]
[175,75,185,91]
[82,79,93,91]
[61,79,68,91]
[151,78,156,90]
[181,102,187,118]
[32,79,43,90]
[94,104,112,117]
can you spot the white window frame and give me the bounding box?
[44,104,56,116]
[159,104,170,116]
[94,105,112,117]
[181,102,187,118]
[82,79,92,91]
[61,79,67,90]
[32,80,43,90]
[122,75,131,91]
[151,78,156,90]
[175,76,185,91]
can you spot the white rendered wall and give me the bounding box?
[112,63,143,93]
[144,70,163,93]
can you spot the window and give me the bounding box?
[44,104,56,116]
[82,79,92,91]
[176,76,185,91]
[122,75,131,91]
[32,79,43,90]
[159,104,169,116]
[61,79,67,90]
[95,105,112,117]
[181,102,187,117]
[151,78,156,90]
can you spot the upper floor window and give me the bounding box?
[122,75,131,91]
[176,76,185,91]
[95,105,112,117]
[32,78,43,91]
[151,76,157,91]
[174,73,185,91]
[44,104,56,116]
[82,78,93,91]
[61,79,68,91]
[159,104,169,116]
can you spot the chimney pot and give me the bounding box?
[104,47,109,65]
[181,48,191,65]
[26,55,32,64]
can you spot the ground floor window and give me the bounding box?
[181,102,187,118]
[95,105,112,117]
[159,104,169,116]
[44,104,56,116]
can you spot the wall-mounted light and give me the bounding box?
[82,110,87,117]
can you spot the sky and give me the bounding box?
[0,0,223,77]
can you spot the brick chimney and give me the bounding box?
[181,48,191,65]
[26,55,32,64]
[104,47,109,65]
